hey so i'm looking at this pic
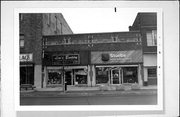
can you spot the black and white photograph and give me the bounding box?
[1,1,179,117]
[19,9,159,106]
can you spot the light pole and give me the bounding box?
[62,44,65,93]
[88,35,93,87]
[60,22,66,93]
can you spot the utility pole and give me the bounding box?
[60,22,66,93]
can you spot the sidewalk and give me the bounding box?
[20,85,157,97]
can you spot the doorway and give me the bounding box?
[20,66,34,85]
[111,68,122,84]
[65,70,72,85]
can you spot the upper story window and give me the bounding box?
[54,15,58,34]
[146,30,157,46]
[111,36,118,42]
[64,37,71,44]
[20,34,25,48]
[88,35,93,43]
[47,14,51,26]
[20,14,23,21]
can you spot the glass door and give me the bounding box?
[111,68,122,84]
[65,70,72,85]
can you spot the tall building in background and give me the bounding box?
[129,13,157,86]
[20,13,73,88]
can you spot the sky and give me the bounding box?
[60,8,139,34]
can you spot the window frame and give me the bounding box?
[20,34,25,48]
[147,67,157,78]
[146,30,157,46]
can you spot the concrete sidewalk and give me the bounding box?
[20,85,157,92]
[20,89,157,97]
[20,85,157,97]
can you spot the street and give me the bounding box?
[20,94,157,105]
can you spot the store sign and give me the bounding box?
[52,54,79,65]
[110,53,126,58]
[91,50,143,64]
[20,54,33,62]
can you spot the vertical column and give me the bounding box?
[43,66,47,88]
[138,64,143,86]
[87,65,95,87]
[92,65,96,86]
[144,67,148,86]
[34,65,42,88]
[87,65,91,86]
[119,68,121,84]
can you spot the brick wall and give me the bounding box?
[20,13,73,65]
[20,13,43,65]
[129,13,157,53]
[42,13,73,35]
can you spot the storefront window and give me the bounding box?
[96,67,109,84]
[75,69,87,85]
[47,70,62,85]
[123,67,138,83]
[148,68,157,78]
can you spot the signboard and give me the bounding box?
[20,54,33,62]
[91,50,142,64]
[52,54,79,65]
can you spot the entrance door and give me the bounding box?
[65,70,72,85]
[20,66,34,85]
[111,68,122,84]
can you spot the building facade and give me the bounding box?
[42,32,144,88]
[129,13,157,86]
[20,13,73,88]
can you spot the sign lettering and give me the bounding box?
[20,54,33,62]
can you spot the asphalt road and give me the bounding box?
[20,94,157,105]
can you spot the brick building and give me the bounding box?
[20,13,73,88]
[129,13,157,85]
[42,31,143,88]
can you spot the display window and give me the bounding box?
[74,69,87,85]
[123,67,138,83]
[96,67,110,84]
[47,70,62,85]
[148,68,157,78]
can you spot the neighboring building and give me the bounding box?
[129,13,157,86]
[20,13,73,88]
[42,31,143,88]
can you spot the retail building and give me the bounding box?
[129,13,157,85]
[20,13,73,88]
[42,31,143,87]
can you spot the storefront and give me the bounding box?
[44,66,88,87]
[143,54,157,85]
[43,52,89,87]
[91,50,143,86]
[20,53,34,85]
